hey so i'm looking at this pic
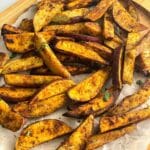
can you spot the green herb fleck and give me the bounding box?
[10,53,17,59]
[136,80,143,86]
[37,42,49,52]
[101,87,107,93]
[25,130,32,136]
[103,91,111,102]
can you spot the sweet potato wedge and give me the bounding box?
[136,31,150,75]
[128,0,139,21]
[0,99,24,131]
[4,74,62,87]
[31,64,92,76]
[0,87,37,102]
[3,32,54,53]
[34,3,64,31]
[86,125,136,150]
[66,0,93,9]
[57,115,94,150]
[112,1,147,32]
[19,18,34,32]
[14,94,67,118]
[84,42,112,59]
[1,24,23,35]
[68,68,110,102]
[104,34,123,49]
[55,40,108,65]
[112,46,124,89]
[0,52,9,67]
[109,79,150,115]
[103,12,115,39]
[44,22,101,36]
[123,32,141,84]
[85,0,115,21]
[64,88,114,118]
[35,33,71,78]
[52,8,89,24]
[1,56,44,74]
[100,107,150,133]
[30,79,75,103]
[15,119,73,150]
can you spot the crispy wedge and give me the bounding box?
[103,12,115,39]
[109,79,150,115]
[19,18,34,32]
[112,46,124,89]
[66,0,93,9]
[64,89,114,118]
[52,8,89,24]
[1,56,44,74]
[30,79,75,103]
[31,64,92,76]
[14,94,67,118]
[0,99,24,131]
[68,68,110,102]
[34,3,64,31]
[123,32,141,84]
[57,115,94,150]
[44,22,101,36]
[35,33,71,78]
[15,119,73,150]
[0,87,37,102]
[113,1,146,32]
[84,42,112,59]
[3,32,54,53]
[128,0,139,21]
[100,107,150,133]
[85,0,115,21]
[136,31,150,75]
[0,53,9,66]
[86,125,136,150]
[55,40,108,65]
[104,34,122,49]
[1,24,23,35]
[4,74,62,87]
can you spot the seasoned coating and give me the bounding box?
[14,94,67,118]
[1,24,23,35]
[30,79,75,103]
[19,18,34,32]
[52,8,89,24]
[0,53,9,67]
[3,32,54,53]
[4,74,62,87]
[123,32,140,84]
[1,56,44,74]
[85,0,115,21]
[109,79,150,115]
[34,2,63,31]
[57,115,94,150]
[86,125,136,150]
[113,1,146,32]
[0,99,24,131]
[103,12,115,39]
[68,68,110,102]
[35,33,71,78]
[0,87,37,102]
[64,89,114,118]
[44,22,102,36]
[55,40,108,65]
[84,41,112,59]
[16,119,73,150]
[100,107,150,133]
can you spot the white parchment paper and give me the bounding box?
[0,4,150,150]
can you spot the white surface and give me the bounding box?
[0,1,150,150]
[0,0,17,12]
